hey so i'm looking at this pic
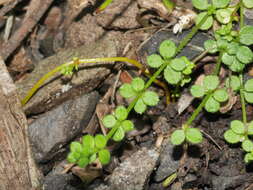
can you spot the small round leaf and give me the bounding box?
[77,157,89,168]
[147,54,164,68]
[205,96,220,113]
[222,53,234,66]
[203,75,219,91]
[204,39,218,53]
[102,114,117,128]
[121,120,134,132]
[243,0,253,8]
[67,152,78,163]
[239,25,253,46]
[236,46,253,64]
[142,91,159,106]
[229,59,245,72]
[244,91,253,104]
[215,9,232,24]
[119,83,136,98]
[224,129,241,144]
[131,77,145,92]
[213,89,228,102]
[89,153,97,163]
[115,106,128,121]
[82,135,95,151]
[98,149,111,165]
[164,65,182,85]
[244,79,253,92]
[70,142,82,153]
[185,128,203,144]
[248,121,253,135]
[95,134,107,149]
[190,85,205,98]
[192,0,209,10]
[225,75,240,91]
[227,42,239,55]
[113,126,125,141]
[231,120,245,134]
[242,139,253,152]
[159,40,176,59]
[171,129,185,145]
[244,152,253,163]
[134,98,147,114]
[212,0,230,8]
[195,12,213,30]
[170,58,187,71]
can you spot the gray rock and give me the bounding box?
[154,142,180,182]
[92,148,160,190]
[29,91,99,163]
[43,174,82,190]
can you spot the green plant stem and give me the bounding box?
[176,13,209,54]
[239,73,247,124]
[185,53,223,127]
[240,1,244,28]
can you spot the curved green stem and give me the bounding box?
[239,73,247,124]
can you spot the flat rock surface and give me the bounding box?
[91,147,160,190]
[29,91,100,163]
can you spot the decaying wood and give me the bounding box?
[0,0,55,61]
[0,57,41,189]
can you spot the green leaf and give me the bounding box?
[213,89,228,102]
[224,129,241,144]
[80,146,90,157]
[171,129,185,145]
[120,83,136,98]
[230,120,245,134]
[248,121,253,135]
[212,0,230,8]
[95,134,107,149]
[82,135,95,150]
[242,139,253,152]
[203,75,219,91]
[244,91,253,103]
[164,65,182,85]
[102,114,117,128]
[142,91,159,106]
[67,152,78,163]
[89,153,97,163]
[121,120,134,132]
[98,149,111,165]
[229,60,245,73]
[215,9,232,24]
[72,152,81,160]
[185,128,203,144]
[131,77,145,92]
[115,106,128,121]
[244,79,253,92]
[217,39,229,50]
[170,58,186,71]
[77,157,89,168]
[205,96,220,113]
[147,54,164,68]
[227,42,239,55]
[243,0,253,8]
[113,126,125,141]
[222,53,234,66]
[195,12,213,30]
[192,0,209,10]
[239,25,253,46]
[159,40,176,59]
[244,152,253,163]
[190,85,205,98]
[70,142,82,153]
[216,23,232,36]
[225,75,241,91]
[204,39,218,53]
[134,98,147,114]
[236,46,253,64]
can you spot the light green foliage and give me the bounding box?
[120,77,145,99]
[159,40,176,59]
[134,91,159,113]
[170,58,186,71]
[205,96,220,113]
[171,127,203,145]
[231,120,245,134]
[190,85,205,98]
[195,12,213,30]
[212,0,230,8]
[244,79,253,103]
[216,8,232,24]
[113,126,125,141]
[121,120,134,132]
[236,46,253,64]
[102,114,117,128]
[244,152,253,163]
[147,54,164,68]
[242,140,253,152]
[134,98,147,114]
[203,75,219,91]
[192,0,209,10]
[243,0,253,8]
[225,75,240,91]
[239,25,253,46]
[171,129,185,145]
[247,121,253,135]
[213,89,228,102]
[164,65,182,85]
[224,129,242,143]
[204,39,218,53]
[67,135,111,167]
[115,106,128,121]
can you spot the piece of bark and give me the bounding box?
[0,0,55,61]
[0,57,41,189]
[16,37,118,115]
